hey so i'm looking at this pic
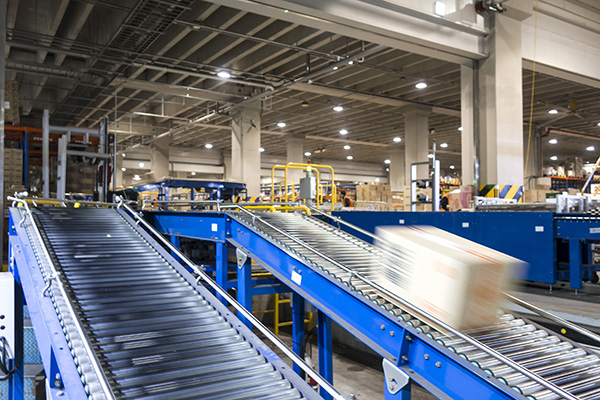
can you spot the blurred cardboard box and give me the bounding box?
[448,185,474,211]
[374,226,523,330]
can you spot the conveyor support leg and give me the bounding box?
[318,310,333,400]
[292,293,305,376]
[236,252,252,330]
[170,235,182,263]
[8,278,24,400]
[385,383,411,399]
[216,242,229,304]
[569,239,582,290]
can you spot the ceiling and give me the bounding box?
[5,0,600,177]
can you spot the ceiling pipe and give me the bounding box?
[545,127,600,141]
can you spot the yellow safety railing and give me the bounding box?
[271,165,321,207]
[274,294,313,337]
[286,163,336,206]
[270,163,337,209]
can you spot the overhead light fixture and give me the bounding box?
[393,137,401,143]
[384,159,391,164]
[122,153,126,157]
[339,129,348,135]
[597,122,600,126]
[304,151,312,157]
[440,143,448,148]
[133,174,141,181]
[550,156,558,161]
[121,167,126,172]
[191,171,197,176]
[548,139,558,144]
[277,122,286,128]
[587,146,595,151]
[217,70,231,79]
[434,1,447,16]
[548,109,558,114]
[333,105,344,112]
[138,162,145,168]
[332,66,339,71]
[205,143,213,149]
[348,60,354,65]
[386,168,389,172]
[458,126,463,131]
[301,100,309,107]
[375,177,380,183]
[415,82,428,89]
[427,154,434,159]
[449,165,455,169]
[259,147,265,152]
[343,145,351,150]
[347,155,353,160]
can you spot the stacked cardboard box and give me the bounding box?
[523,189,561,203]
[4,148,23,188]
[5,81,19,124]
[448,185,474,211]
[66,162,96,194]
[355,183,403,210]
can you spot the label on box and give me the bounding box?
[462,222,469,228]
[535,226,544,232]
[211,223,218,232]
[291,270,302,285]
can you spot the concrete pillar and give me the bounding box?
[286,133,305,184]
[402,106,431,183]
[223,154,233,180]
[389,148,405,191]
[231,101,261,196]
[115,156,123,188]
[477,13,525,187]
[151,137,170,180]
[461,63,476,187]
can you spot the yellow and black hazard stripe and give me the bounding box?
[498,185,523,203]
[479,184,497,198]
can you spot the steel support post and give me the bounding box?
[318,310,333,400]
[23,130,28,189]
[292,293,305,376]
[215,242,229,304]
[8,277,24,400]
[385,381,411,399]
[569,239,582,290]
[237,255,252,330]
[170,235,182,263]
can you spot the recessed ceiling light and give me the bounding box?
[333,105,344,112]
[434,1,447,16]
[339,129,348,135]
[304,152,311,157]
[548,139,558,144]
[121,167,126,172]
[440,143,448,148]
[393,137,401,143]
[122,153,126,157]
[133,174,141,181]
[587,146,595,151]
[348,60,354,65]
[347,155,353,160]
[332,66,339,71]
[138,162,145,168]
[458,126,463,131]
[277,122,286,128]
[386,168,389,172]
[259,147,265,152]
[217,70,231,79]
[375,177,380,183]
[550,156,558,161]
[597,122,600,126]
[191,171,196,176]
[301,100,309,107]
[427,154,434,159]
[205,143,213,149]
[415,82,428,89]
[449,165,455,169]
[548,109,558,114]
[343,145,351,150]
[384,159,391,164]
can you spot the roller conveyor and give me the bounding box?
[14,207,317,400]
[229,210,600,400]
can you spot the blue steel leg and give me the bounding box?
[292,293,305,376]
[237,256,252,330]
[385,381,411,399]
[318,311,333,400]
[170,235,182,263]
[9,281,24,400]
[216,242,228,303]
[569,239,582,290]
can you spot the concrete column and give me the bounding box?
[477,13,524,187]
[286,133,305,184]
[401,106,431,183]
[231,101,261,196]
[461,63,476,187]
[115,156,123,188]
[223,154,233,180]
[151,137,170,180]
[389,148,405,191]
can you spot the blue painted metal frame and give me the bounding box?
[133,179,246,201]
[149,210,528,400]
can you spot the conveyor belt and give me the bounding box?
[27,207,312,400]
[231,211,600,400]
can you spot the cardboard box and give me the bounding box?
[448,185,474,211]
[374,226,523,330]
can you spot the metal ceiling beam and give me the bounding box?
[111,78,243,103]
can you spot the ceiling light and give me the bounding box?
[259,147,265,152]
[386,168,389,172]
[121,167,126,172]
[205,143,213,149]
[427,154,434,159]
[277,122,286,128]
[458,126,463,131]
[587,146,595,151]
[339,129,348,135]
[133,174,141,181]
[548,109,558,114]
[393,137,401,143]
[122,153,126,157]
[548,139,558,144]
[375,177,380,183]
[434,1,447,16]
[449,165,455,169]
[332,66,339,71]
[304,152,312,157]
[343,145,351,150]
[191,171,196,176]
[550,156,558,161]
[415,82,428,89]
[347,155,353,160]
[348,60,354,65]
[384,159,391,164]
[138,162,145,168]
[301,100,309,107]
[333,105,344,112]
[217,70,231,79]
[597,122,600,126]
[440,143,448,148]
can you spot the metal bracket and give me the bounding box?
[42,273,56,297]
[382,358,410,395]
[236,248,248,269]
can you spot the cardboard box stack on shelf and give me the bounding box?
[66,162,96,194]
[4,148,25,194]
[402,185,432,211]
[523,178,562,203]
[356,183,403,210]
[5,81,20,124]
